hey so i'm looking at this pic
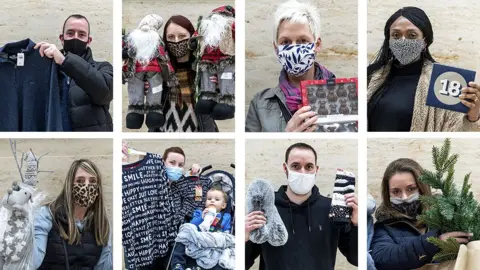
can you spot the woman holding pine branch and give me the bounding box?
[371,158,471,270]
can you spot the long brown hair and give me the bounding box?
[381,158,432,210]
[48,159,110,246]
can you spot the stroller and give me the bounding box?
[167,164,235,270]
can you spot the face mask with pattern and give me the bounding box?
[167,39,190,58]
[276,43,316,77]
[389,39,425,65]
[73,183,99,208]
[390,192,421,217]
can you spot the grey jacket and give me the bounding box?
[245,85,290,132]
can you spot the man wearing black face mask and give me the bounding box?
[34,14,113,131]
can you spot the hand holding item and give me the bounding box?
[199,206,217,232]
[344,193,358,226]
[439,231,473,244]
[191,164,202,175]
[34,42,65,65]
[246,179,288,246]
[285,106,318,132]
[460,82,480,121]
[329,169,356,227]
[209,75,218,84]
[245,211,266,242]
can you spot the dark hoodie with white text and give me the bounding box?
[245,185,358,270]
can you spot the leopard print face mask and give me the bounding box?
[73,183,99,208]
[167,39,190,58]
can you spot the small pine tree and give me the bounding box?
[418,138,480,262]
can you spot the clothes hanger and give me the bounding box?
[127,147,147,156]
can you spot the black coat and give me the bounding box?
[246,185,358,270]
[60,48,113,131]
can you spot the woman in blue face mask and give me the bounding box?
[245,0,336,133]
[371,158,472,270]
[163,147,201,182]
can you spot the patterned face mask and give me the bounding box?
[167,39,190,58]
[73,183,99,208]
[389,39,425,65]
[277,43,316,77]
[390,192,421,217]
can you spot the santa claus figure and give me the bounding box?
[192,5,235,120]
[123,14,178,129]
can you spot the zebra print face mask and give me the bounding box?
[389,39,425,65]
[277,43,316,77]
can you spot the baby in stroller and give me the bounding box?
[170,185,233,270]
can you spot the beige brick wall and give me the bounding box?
[246,139,358,270]
[367,139,480,204]
[245,0,359,106]
[0,0,113,62]
[0,139,113,220]
[368,0,480,73]
[122,0,235,132]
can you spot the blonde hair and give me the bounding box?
[273,0,321,45]
[48,159,110,246]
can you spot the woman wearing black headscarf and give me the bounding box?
[367,7,480,132]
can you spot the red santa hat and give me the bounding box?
[211,5,235,18]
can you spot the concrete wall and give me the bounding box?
[367,138,480,204]
[367,0,480,73]
[245,0,359,107]
[0,139,113,220]
[0,0,113,62]
[122,0,235,132]
[246,139,358,270]
[124,139,235,173]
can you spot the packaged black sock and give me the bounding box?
[329,169,356,228]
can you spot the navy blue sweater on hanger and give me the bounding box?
[0,38,66,131]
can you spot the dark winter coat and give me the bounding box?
[60,48,113,131]
[371,204,440,270]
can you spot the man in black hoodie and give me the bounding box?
[35,14,113,131]
[245,143,358,270]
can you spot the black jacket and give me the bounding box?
[245,185,358,270]
[60,48,113,131]
[37,211,103,270]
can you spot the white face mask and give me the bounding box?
[286,166,316,195]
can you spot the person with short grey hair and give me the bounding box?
[246,0,335,132]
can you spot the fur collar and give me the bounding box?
[374,203,415,223]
